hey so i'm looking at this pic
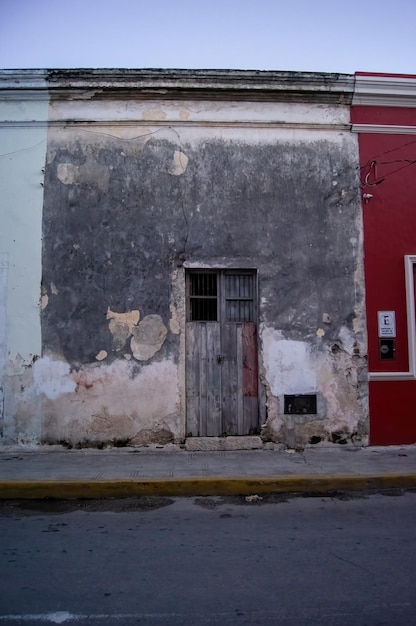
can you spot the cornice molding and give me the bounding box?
[0,70,49,98]
[352,123,416,134]
[368,372,416,381]
[0,120,351,132]
[353,75,416,107]
[0,68,354,104]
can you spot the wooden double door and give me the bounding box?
[185,269,259,437]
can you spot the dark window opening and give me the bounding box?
[189,272,218,321]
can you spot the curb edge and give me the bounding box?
[1,473,416,499]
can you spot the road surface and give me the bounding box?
[1,491,415,625]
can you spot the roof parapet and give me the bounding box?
[0,68,354,104]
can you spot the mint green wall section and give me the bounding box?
[0,99,48,370]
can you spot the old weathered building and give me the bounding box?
[0,69,368,448]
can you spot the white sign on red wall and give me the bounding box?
[378,311,396,337]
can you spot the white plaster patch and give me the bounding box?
[40,294,48,310]
[261,327,316,395]
[316,328,325,338]
[339,325,355,355]
[5,352,34,376]
[57,160,110,192]
[33,356,76,400]
[56,162,78,185]
[95,350,107,361]
[131,314,168,361]
[168,150,189,176]
[352,317,361,334]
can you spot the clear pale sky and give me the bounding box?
[0,0,415,74]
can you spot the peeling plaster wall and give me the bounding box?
[37,119,189,445]
[261,326,367,447]
[0,95,48,442]
[2,87,368,447]
[36,356,180,446]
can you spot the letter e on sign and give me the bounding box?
[378,311,396,338]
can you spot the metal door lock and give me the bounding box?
[216,355,225,364]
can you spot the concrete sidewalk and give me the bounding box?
[1,444,416,499]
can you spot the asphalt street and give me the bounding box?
[1,491,415,625]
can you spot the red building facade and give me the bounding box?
[352,73,416,444]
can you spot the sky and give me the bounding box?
[0,0,415,75]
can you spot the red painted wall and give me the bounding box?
[369,381,416,445]
[353,76,416,444]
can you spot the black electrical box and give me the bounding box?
[284,394,317,415]
[379,339,395,360]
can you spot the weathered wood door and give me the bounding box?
[186,270,259,436]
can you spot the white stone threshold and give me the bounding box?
[185,436,264,451]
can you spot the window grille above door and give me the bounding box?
[187,270,256,323]
[188,272,218,321]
